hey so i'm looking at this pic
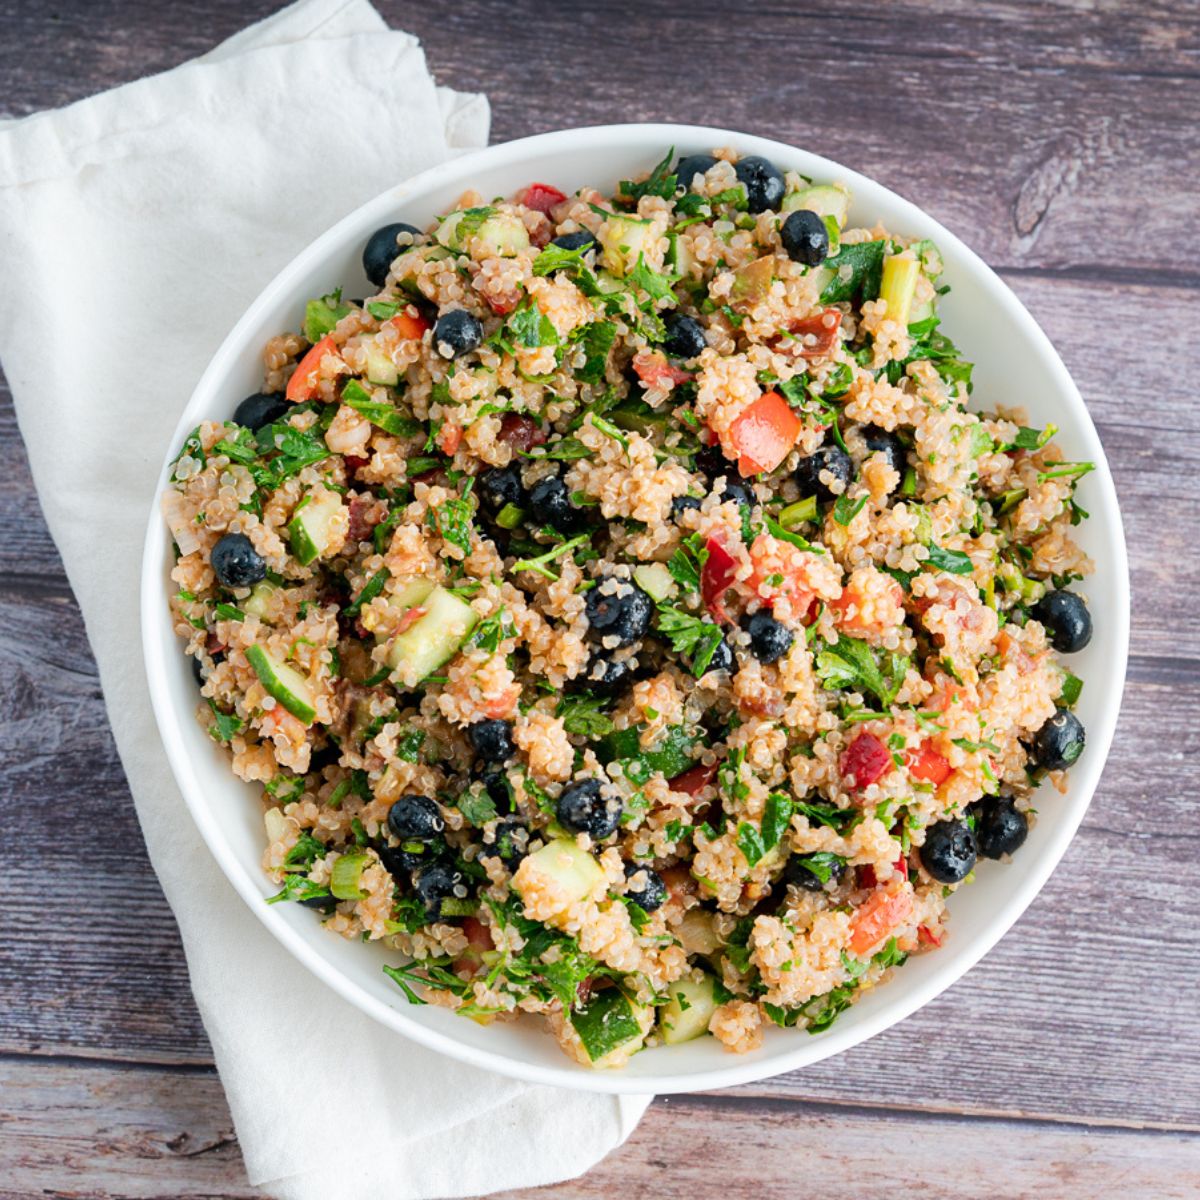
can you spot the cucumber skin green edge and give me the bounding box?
[245,644,317,724]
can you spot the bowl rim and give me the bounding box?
[140,121,1130,1095]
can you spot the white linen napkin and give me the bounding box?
[0,2,650,1196]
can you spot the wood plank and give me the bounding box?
[2,1058,1197,1200]
[0,3,1197,276]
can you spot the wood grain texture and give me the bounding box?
[1,0,1198,1197]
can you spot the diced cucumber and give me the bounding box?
[330,852,368,900]
[598,213,655,277]
[569,987,654,1067]
[363,578,435,638]
[435,207,491,251]
[667,230,695,278]
[436,207,529,258]
[673,909,720,956]
[288,490,344,567]
[304,293,353,343]
[364,337,400,387]
[879,254,920,326]
[633,562,675,603]
[513,839,604,915]
[659,973,720,1045]
[385,584,477,682]
[476,212,530,257]
[245,644,317,725]
[908,298,936,326]
[243,580,281,619]
[783,183,850,228]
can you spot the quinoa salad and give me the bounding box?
[163,148,1095,1068]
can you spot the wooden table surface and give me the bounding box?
[2,2,1198,1196]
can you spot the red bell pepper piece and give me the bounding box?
[389,312,430,340]
[701,537,737,623]
[906,739,952,785]
[518,182,567,214]
[285,335,337,403]
[729,390,803,476]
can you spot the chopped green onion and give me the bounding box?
[330,852,369,900]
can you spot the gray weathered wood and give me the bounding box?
[1,0,1198,1196]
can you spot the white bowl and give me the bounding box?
[141,123,1130,1094]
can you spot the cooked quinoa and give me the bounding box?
[163,147,1095,1068]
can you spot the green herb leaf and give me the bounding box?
[556,694,616,738]
[206,699,243,743]
[926,545,975,575]
[815,636,910,709]
[832,492,868,527]
[761,792,794,852]
[819,240,886,304]
[789,851,845,885]
[619,147,678,202]
[737,822,767,868]
[656,606,724,677]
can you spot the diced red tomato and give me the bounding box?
[668,761,719,797]
[701,536,738,623]
[918,924,943,948]
[848,884,914,956]
[498,412,546,452]
[389,312,430,340]
[437,422,463,456]
[840,732,894,790]
[906,738,951,784]
[784,308,842,360]
[482,684,521,720]
[285,335,338,402]
[858,855,906,891]
[518,182,567,214]
[729,391,803,477]
[631,350,693,389]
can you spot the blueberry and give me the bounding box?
[675,153,719,189]
[233,391,288,431]
[701,634,736,675]
[671,494,702,521]
[695,441,730,478]
[585,579,654,646]
[387,794,445,841]
[480,768,513,816]
[920,819,978,884]
[557,778,622,839]
[734,156,786,213]
[794,444,853,503]
[478,465,526,514]
[624,863,667,912]
[469,719,516,764]
[413,861,467,919]
[784,854,845,892]
[745,611,794,664]
[780,209,830,266]
[528,475,582,533]
[1030,591,1093,654]
[433,309,484,358]
[191,655,205,687]
[363,222,423,287]
[479,819,529,869]
[971,795,1029,860]
[550,230,597,253]
[1032,709,1085,771]
[210,532,266,589]
[299,891,338,914]
[662,312,707,360]
[720,479,756,509]
[377,837,439,877]
[860,425,907,479]
[581,653,635,697]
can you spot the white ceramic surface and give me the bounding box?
[141,123,1130,1094]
